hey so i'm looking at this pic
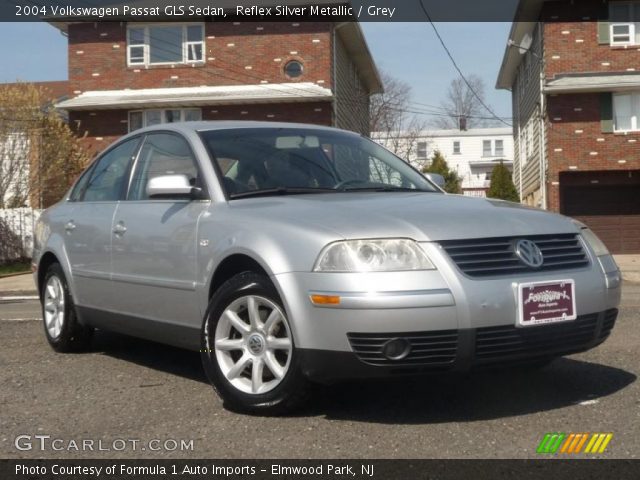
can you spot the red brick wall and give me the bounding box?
[69,110,129,158]
[545,93,640,211]
[544,21,640,79]
[67,22,332,94]
[70,101,333,157]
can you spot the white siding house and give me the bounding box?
[374,127,514,196]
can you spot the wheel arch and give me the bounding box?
[37,251,61,296]
[208,253,273,300]
[36,245,75,300]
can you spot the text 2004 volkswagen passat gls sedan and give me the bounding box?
[33,122,621,414]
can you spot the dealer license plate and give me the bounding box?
[517,279,576,327]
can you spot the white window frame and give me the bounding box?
[416,141,428,159]
[128,108,202,132]
[495,139,504,157]
[611,23,635,44]
[609,2,640,45]
[453,140,461,155]
[126,23,205,67]
[482,140,493,157]
[613,91,640,132]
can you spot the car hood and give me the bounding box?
[227,192,579,242]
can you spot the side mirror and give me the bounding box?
[146,174,201,199]
[425,173,446,189]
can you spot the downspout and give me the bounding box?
[516,89,522,201]
[331,23,342,129]
[538,23,547,210]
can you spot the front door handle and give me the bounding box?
[64,221,76,232]
[113,223,127,236]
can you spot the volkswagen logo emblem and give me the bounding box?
[247,334,265,355]
[514,239,544,268]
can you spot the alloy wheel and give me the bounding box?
[44,275,65,339]
[212,295,292,394]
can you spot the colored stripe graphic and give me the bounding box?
[537,433,566,454]
[573,433,589,453]
[585,433,614,453]
[560,434,575,453]
[597,434,613,453]
[538,433,613,454]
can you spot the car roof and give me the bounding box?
[129,121,361,137]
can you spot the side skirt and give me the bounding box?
[76,306,201,351]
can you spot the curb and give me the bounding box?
[622,272,640,284]
[0,271,31,279]
[0,290,38,299]
[0,295,39,302]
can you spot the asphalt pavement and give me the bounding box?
[0,285,638,459]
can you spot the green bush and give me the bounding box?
[421,150,462,194]
[487,161,520,202]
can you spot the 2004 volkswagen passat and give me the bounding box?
[33,122,621,414]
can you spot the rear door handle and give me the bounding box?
[64,221,76,232]
[113,223,127,235]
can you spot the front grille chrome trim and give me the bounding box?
[439,233,590,278]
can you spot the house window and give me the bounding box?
[482,140,493,157]
[520,123,532,165]
[613,92,640,131]
[417,142,428,159]
[128,108,202,132]
[453,140,461,154]
[127,24,204,66]
[609,2,640,45]
[284,60,304,78]
[495,139,504,156]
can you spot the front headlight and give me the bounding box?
[581,228,610,256]
[573,220,610,256]
[313,239,435,272]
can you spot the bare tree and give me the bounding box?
[434,75,497,130]
[0,83,89,209]
[370,71,429,168]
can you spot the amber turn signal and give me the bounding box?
[310,294,341,305]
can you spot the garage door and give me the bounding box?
[561,182,640,254]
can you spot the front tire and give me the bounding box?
[41,263,93,352]
[201,272,310,415]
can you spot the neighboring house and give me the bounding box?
[52,15,382,156]
[0,81,69,208]
[374,128,514,197]
[497,0,640,253]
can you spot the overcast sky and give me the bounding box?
[0,21,514,126]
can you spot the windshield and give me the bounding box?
[199,128,439,198]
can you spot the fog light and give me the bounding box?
[382,338,411,360]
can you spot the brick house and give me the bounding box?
[497,0,640,253]
[53,19,381,156]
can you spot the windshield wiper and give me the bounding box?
[340,186,431,193]
[229,187,337,199]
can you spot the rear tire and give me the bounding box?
[40,263,93,352]
[201,272,310,415]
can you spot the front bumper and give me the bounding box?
[273,243,621,382]
[297,309,618,383]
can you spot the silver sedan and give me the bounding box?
[33,122,621,414]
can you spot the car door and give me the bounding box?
[64,136,141,312]
[110,132,209,334]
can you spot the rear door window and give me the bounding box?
[82,138,141,202]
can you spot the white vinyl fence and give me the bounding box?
[0,208,41,263]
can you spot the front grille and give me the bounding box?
[475,313,600,363]
[599,308,618,340]
[439,233,589,278]
[347,330,458,367]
